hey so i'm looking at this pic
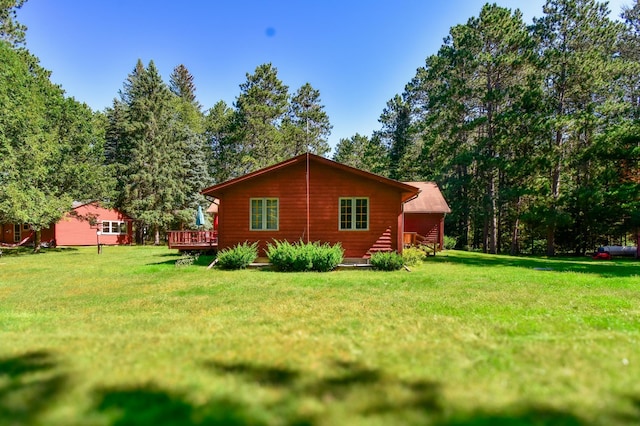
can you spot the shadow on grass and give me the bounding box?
[93,384,263,426]
[148,253,216,268]
[85,358,640,425]
[0,350,67,425]
[433,251,639,278]
[0,246,78,257]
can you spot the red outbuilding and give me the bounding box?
[1,202,133,247]
[198,153,449,258]
[402,181,452,251]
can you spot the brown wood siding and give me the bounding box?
[217,159,405,257]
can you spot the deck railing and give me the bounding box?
[167,230,218,250]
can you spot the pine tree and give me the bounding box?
[234,63,289,171]
[378,94,414,180]
[284,83,331,157]
[169,64,201,110]
[533,0,622,255]
[205,100,241,183]
[0,0,26,47]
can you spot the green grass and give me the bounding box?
[0,246,639,425]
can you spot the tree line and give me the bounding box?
[1,0,638,254]
[1,1,331,247]
[334,0,640,256]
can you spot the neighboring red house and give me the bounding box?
[0,202,133,247]
[200,153,422,258]
[402,181,451,250]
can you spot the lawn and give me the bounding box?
[0,246,638,426]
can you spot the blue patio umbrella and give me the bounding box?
[196,205,205,228]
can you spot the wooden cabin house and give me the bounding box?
[1,202,133,247]
[196,153,451,258]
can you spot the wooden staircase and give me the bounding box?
[364,227,393,259]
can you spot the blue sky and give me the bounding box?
[17,0,630,152]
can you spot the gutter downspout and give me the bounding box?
[306,152,310,244]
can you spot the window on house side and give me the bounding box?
[339,198,368,230]
[102,221,127,235]
[250,198,279,230]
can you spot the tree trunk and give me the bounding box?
[546,225,555,257]
[135,225,144,245]
[154,226,160,246]
[488,172,498,254]
[510,197,522,256]
[33,229,41,254]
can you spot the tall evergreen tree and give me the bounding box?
[234,63,289,172]
[110,60,186,243]
[169,64,201,109]
[378,94,415,180]
[205,100,241,183]
[284,82,332,157]
[168,65,210,229]
[533,0,622,255]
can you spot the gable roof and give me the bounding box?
[201,153,420,202]
[402,182,451,214]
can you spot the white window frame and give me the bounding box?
[102,221,128,235]
[250,198,279,231]
[339,197,369,231]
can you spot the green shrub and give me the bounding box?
[216,242,258,270]
[309,242,344,272]
[443,235,457,250]
[266,240,344,272]
[402,247,426,266]
[370,251,404,271]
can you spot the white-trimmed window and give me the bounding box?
[102,221,128,235]
[339,197,369,230]
[250,198,279,231]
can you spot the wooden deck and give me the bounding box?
[403,232,439,255]
[167,230,218,251]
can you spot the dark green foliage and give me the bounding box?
[284,83,332,157]
[0,41,108,251]
[206,64,333,182]
[216,242,258,270]
[169,64,199,108]
[372,0,638,256]
[332,133,390,176]
[234,63,290,172]
[107,60,210,243]
[0,0,26,47]
[266,240,344,272]
[369,252,405,271]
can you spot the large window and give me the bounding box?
[339,198,368,230]
[102,221,128,235]
[250,198,279,230]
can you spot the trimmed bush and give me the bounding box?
[443,235,457,250]
[216,242,258,270]
[266,240,344,272]
[402,247,426,266]
[370,251,404,271]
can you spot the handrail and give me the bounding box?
[167,230,218,247]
